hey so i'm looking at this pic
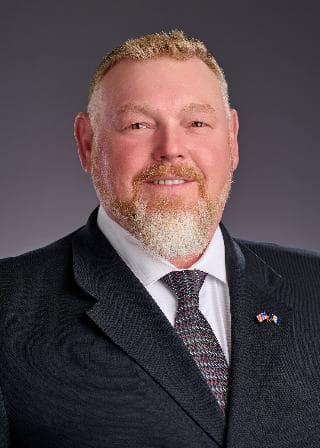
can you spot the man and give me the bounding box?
[0,30,320,448]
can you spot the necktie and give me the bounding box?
[162,270,229,413]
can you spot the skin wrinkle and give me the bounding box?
[116,102,217,118]
[90,93,224,129]
[112,102,218,132]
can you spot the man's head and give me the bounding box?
[74,30,239,266]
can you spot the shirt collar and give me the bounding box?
[97,205,226,287]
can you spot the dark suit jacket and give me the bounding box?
[1,208,320,448]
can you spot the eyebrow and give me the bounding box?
[181,103,216,114]
[116,104,154,116]
[115,102,216,117]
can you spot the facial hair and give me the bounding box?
[92,160,234,261]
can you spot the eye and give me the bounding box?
[191,121,207,128]
[129,122,148,129]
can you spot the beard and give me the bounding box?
[92,161,233,261]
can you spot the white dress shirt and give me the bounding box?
[97,206,231,364]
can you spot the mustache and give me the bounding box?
[133,163,205,185]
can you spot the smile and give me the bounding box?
[150,179,186,185]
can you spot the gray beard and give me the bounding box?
[125,199,215,260]
[93,160,233,262]
[108,183,231,261]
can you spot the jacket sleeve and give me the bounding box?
[0,385,10,447]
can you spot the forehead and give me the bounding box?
[92,57,224,114]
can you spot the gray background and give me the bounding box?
[1,0,319,257]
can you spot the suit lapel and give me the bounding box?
[72,210,294,447]
[220,225,294,446]
[72,210,225,447]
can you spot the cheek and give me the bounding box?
[100,142,149,198]
[108,134,151,173]
[199,148,233,190]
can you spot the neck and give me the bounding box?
[169,253,204,269]
[169,223,218,269]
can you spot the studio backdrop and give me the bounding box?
[1,0,319,257]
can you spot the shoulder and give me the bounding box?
[0,227,82,294]
[235,237,320,280]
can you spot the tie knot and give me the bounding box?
[162,270,207,302]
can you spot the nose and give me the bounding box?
[151,125,186,163]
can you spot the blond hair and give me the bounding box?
[87,30,230,115]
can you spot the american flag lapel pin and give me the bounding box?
[256,311,280,326]
[256,311,269,323]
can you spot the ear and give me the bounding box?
[74,112,93,173]
[229,108,239,171]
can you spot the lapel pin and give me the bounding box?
[256,311,280,326]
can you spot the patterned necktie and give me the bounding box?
[162,270,229,413]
